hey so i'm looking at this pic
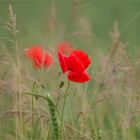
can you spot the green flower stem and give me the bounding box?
[60,80,70,138]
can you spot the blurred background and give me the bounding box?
[0,1,140,140]
[0,0,140,53]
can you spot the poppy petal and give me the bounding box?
[71,50,91,69]
[68,54,85,73]
[25,45,43,68]
[68,71,90,83]
[44,51,53,68]
[57,42,73,55]
[58,51,69,73]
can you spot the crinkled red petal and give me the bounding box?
[68,54,85,73]
[58,52,69,73]
[25,45,43,68]
[68,71,90,83]
[44,51,53,68]
[71,50,91,69]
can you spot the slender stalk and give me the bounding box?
[68,96,76,138]
[46,122,52,140]
[31,96,34,140]
[6,4,23,139]
[16,39,24,140]
[60,80,70,139]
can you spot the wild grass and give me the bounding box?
[0,2,140,140]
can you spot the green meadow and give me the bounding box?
[0,1,140,140]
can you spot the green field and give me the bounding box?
[0,1,140,140]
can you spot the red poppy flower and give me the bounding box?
[57,42,73,55]
[25,45,53,69]
[58,49,91,83]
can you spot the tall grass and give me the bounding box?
[0,2,140,140]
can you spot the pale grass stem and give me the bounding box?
[5,4,23,140]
